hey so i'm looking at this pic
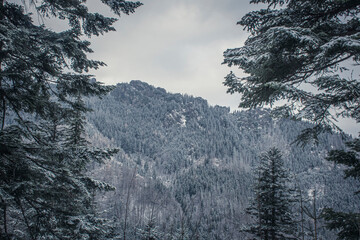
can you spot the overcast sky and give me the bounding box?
[85,0,257,110]
[41,0,358,136]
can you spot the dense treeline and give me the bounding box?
[2,0,358,238]
[86,80,359,239]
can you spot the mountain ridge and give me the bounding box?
[86,80,358,239]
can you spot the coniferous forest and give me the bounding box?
[1,0,359,240]
[86,80,359,239]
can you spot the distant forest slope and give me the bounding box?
[86,80,359,239]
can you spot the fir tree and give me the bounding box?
[223,1,359,238]
[137,216,163,240]
[243,148,296,240]
[322,138,360,240]
[172,227,190,240]
[0,0,142,239]
[223,0,360,142]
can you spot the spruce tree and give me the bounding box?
[321,138,360,239]
[137,216,163,240]
[243,148,296,240]
[223,1,359,238]
[0,0,142,239]
[223,0,359,141]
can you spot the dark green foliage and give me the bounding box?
[323,138,360,239]
[0,0,141,239]
[223,0,360,141]
[322,209,360,240]
[224,1,359,239]
[243,148,297,239]
[327,138,360,184]
[137,217,163,240]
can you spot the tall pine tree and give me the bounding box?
[243,148,296,240]
[0,0,142,239]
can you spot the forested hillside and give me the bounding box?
[85,80,359,239]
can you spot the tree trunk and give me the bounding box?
[313,190,317,240]
[123,167,137,240]
[0,0,5,131]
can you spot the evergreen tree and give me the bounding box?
[223,0,359,141]
[0,0,142,239]
[243,148,296,239]
[223,1,359,238]
[172,227,190,240]
[322,138,360,240]
[137,216,163,240]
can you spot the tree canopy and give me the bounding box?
[223,1,360,238]
[223,0,360,140]
[0,0,142,239]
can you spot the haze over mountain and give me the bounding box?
[86,80,359,239]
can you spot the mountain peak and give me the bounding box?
[86,81,356,240]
